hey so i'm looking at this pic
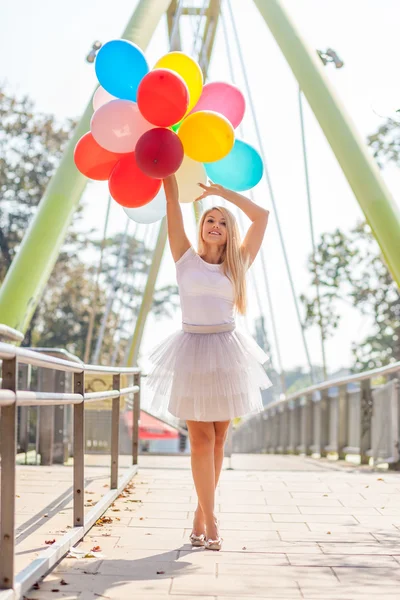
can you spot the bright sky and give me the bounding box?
[2,0,400,377]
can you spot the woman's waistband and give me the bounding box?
[182,323,235,334]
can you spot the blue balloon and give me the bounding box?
[95,39,149,102]
[205,140,264,191]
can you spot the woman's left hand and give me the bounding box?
[195,182,226,201]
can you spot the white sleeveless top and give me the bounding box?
[176,246,235,326]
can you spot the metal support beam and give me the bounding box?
[253,0,400,286]
[0,0,173,334]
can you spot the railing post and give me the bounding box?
[299,395,313,455]
[277,404,288,453]
[111,374,121,489]
[0,356,18,590]
[38,367,56,465]
[288,400,299,454]
[337,385,349,460]
[73,371,85,527]
[360,379,373,464]
[132,372,141,465]
[320,389,330,458]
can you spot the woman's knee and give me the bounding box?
[187,422,215,453]
[214,421,230,449]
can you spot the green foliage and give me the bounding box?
[367,116,400,168]
[302,221,400,371]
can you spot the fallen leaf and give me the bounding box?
[33,583,40,590]
[86,491,95,494]
[43,514,49,518]
[139,517,144,521]
[323,494,328,497]
[60,579,68,586]
[103,484,109,488]
[45,539,56,545]
[91,546,102,552]
[327,531,331,535]
[111,509,120,512]
[381,507,385,509]
[16,494,20,498]
[242,546,247,550]
[156,571,165,575]
[145,533,152,536]
[365,485,369,488]
[377,478,384,481]
[51,589,60,593]
[116,517,121,521]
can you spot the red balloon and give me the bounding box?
[109,153,162,208]
[74,132,120,180]
[135,128,184,179]
[137,68,189,127]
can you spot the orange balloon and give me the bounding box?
[109,153,162,208]
[74,132,121,180]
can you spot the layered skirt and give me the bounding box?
[145,323,272,422]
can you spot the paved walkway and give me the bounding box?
[19,455,400,599]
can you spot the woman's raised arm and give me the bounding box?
[164,175,191,263]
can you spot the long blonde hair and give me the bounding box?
[198,206,248,314]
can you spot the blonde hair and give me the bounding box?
[198,206,248,314]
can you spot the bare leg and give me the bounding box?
[187,421,217,539]
[194,421,231,535]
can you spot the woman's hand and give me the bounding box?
[195,182,226,201]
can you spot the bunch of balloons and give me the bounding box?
[74,39,264,224]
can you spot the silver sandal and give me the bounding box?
[189,532,206,547]
[205,536,222,551]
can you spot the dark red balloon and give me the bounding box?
[137,68,189,127]
[108,153,161,208]
[135,128,184,179]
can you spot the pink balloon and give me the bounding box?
[90,99,153,153]
[92,86,117,111]
[190,82,246,129]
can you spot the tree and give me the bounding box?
[301,221,400,371]
[0,87,75,279]
[367,116,400,168]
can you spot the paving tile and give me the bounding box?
[287,554,400,567]
[333,566,400,584]
[272,513,359,524]
[170,573,301,595]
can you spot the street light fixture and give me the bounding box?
[317,48,344,69]
[86,40,102,63]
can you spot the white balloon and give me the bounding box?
[92,86,117,112]
[123,187,166,224]
[175,155,207,203]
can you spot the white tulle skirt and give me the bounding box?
[145,323,272,422]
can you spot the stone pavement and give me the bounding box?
[20,455,400,599]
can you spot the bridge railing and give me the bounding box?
[0,326,141,598]
[233,362,400,466]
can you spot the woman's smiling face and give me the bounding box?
[201,209,227,247]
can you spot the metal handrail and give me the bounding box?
[0,336,141,597]
[266,360,400,411]
[0,342,140,376]
[0,325,24,343]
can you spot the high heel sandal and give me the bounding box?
[205,536,222,551]
[189,532,206,547]
[205,518,222,551]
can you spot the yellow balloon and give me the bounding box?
[178,111,235,163]
[176,155,207,203]
[154,52,203,113]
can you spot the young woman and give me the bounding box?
[146,175,272,551]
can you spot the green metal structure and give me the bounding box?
[0,0,399,363]
[254,0,400,285]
